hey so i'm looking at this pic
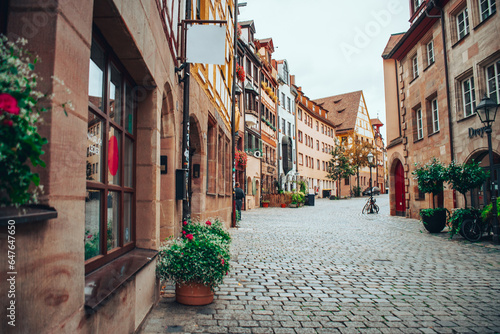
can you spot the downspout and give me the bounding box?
[231,0,238,227]
[426,0,454,161]
[395,61,402,138]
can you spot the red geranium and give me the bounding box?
[0,93,20,115]
[186,234,193,240]
[206,220,211,226]
[236,64,245,82]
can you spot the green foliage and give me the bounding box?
[419,207,449,218]
[156,219,231,290]
[446,160,489,207]
[352,186,361,197]
[481,201,500,222]
[412,158,446,208]
[290,192,304,204]
[448,208,481,239]
[0,35,48,205]
[298,180,307,194]
[327,140,356,197]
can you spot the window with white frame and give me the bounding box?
[462,76,476,117]
[480,0,496,21]
[287,97,291,111]
[456,7,469,40]
[416,108,423,140]
[431,99,440,133]
[412,55,419,79]
[427,41,434,66]
[486,59,500,103]
[298,108,302,120]
[281,92,285,106]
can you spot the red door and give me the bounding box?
[395,161,406,216]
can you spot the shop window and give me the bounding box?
[85,36,136,272]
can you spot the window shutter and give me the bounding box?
[252,179,257,195]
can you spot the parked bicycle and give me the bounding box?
[362,196,379,214]
[461,216,493,242]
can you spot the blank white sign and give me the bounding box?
[186,24,226,65]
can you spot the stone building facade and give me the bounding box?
[0,0,235,332]
[383,0,500,217]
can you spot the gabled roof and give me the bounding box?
[313,90,363,133]
[370,118,384,126]
[239,20,256,33]
[381,33,405,58]
[256,38,274,53]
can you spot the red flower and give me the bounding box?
[2,119,13,127]
[182,231,186,235]
[186,234,193,240]
[221,259,225,265]
[206,220,211,226]
[0,93,20,115]
[183,221,188,226]
[87,234,93,239]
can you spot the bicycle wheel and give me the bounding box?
[362,202,369,214]
[373,204,379,214]
[461,218,482,242]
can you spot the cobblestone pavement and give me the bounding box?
[140,195,500,334]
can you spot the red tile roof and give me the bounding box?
[381,33,405,58]
[314,91,363,133]
[370,118,384,126]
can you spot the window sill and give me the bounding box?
[413,138,424,144]
[409,76,419,85]
[0,205,58,226]
[457,112,477,123]
[451,33,470,48]
[428,130,440,138]
[84,248,158,313]
[474,11,497,31]
[206,192,217,197]
[423,61,435,72]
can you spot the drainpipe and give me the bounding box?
[231,0,238,227]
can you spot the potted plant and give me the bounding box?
[262,200,270,207]
[412,158,448,233]
[445,160,489,238]
[156,219,231,305]
[289,192,304,208]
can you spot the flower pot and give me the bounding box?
[281,203,287,208]
[262,202,269,207]
[421,209,447,233]
[175,282,214,306]
[289,203,297,208]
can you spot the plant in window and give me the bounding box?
[235,149,247,169]
[0,36,47,206]
[156,219,231,304]
[236,64,245,82]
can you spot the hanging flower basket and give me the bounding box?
[236,64,245,82]
[235,149,247,169]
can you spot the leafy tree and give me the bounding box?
[412,158,447,209]
[446,160,489,208]
[327,140,355,198]
[342,134,375,196]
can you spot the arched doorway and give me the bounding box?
[394,160,405,216]
[467,150,500,209]
[189,115,203,220]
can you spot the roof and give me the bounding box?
[381,33,405,58]
[370,118,384,126]
[313,91,363,132]
[239,20,256,33]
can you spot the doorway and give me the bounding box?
[395,160,406,216]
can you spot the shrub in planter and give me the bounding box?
[413,158,447,233]
[481,201,500,222]
[156,219,231,296]
[448,208,481,238]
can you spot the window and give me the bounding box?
[316,121,319,131]
[287,122,291,137]
[253,65,258,83]
[299,153,303,165]
[427,41,434,66]
[305,155,308,167]
[282,118,286,132]
[480,0,496,21]
[298,130,303,142]
[281,92,285,106]
[462,76,476,117]
[86,37,136,271]
[322,161,326,171]
[298,108,302,120]
[486,59,500,103]
[321,124,324,134]
[317,159,320,170]
[316,140,319,151]
[344,178,350,185]
[287,97,291,111]
[412,55,419,79]
[431,99,439,133]
[416,108,423,140]
[456,7,469,40]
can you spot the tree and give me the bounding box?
[412,158,447,209]
[342,134,375,196]
[327,140,356,198]
[446,160,489,208]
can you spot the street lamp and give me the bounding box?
[476,93,499,243]
[367,152,374,213]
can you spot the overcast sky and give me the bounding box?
[239,0,411,141]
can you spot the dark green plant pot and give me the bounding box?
[421,209,447,233]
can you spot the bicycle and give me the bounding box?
[461,216,493,242]
[362,196,379,214]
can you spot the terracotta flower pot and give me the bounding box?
[281,203,286,208]
[175,282,214,306]
[262,202,269,207]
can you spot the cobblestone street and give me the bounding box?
[140,195,500,334]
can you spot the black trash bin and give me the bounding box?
[307,194,315,206]
[322,189,331,198]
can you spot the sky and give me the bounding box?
[239,0,411,141]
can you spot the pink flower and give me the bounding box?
[186,234,193,240]
[87,234,93,239]
[0,94,20,115]
[181,253,184,255]
[221,259,225,265]
[206,221,212,226]
[2,119,13,127]
[182,231,186,235]
[183,221,188,226]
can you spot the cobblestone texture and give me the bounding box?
[140,195,500,334]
